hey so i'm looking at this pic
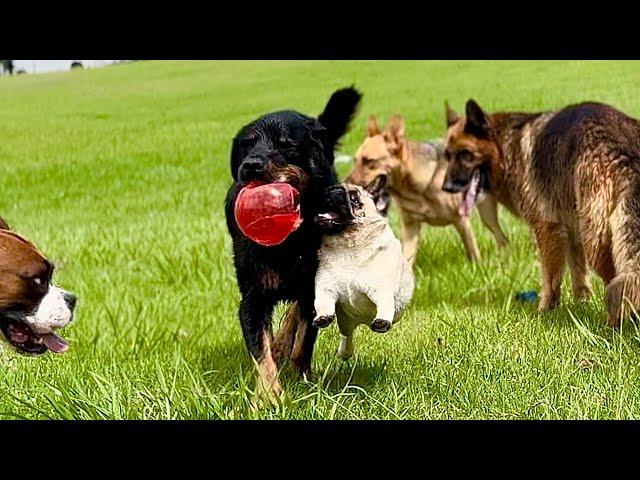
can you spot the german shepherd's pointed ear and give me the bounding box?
[364,174,387,197]
[384,114,405,157]
[387,114,405,142]
[465,99,491,138]
[445,101,459,127]
[318,86,362,153]
[367,115,380,137]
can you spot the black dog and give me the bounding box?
[225,86,362,400]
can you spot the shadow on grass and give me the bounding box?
[307,355,391,394]
[195,335,392,400]
[512,295,640,349]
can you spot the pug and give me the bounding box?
[313,176,414,360]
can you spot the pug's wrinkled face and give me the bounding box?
[314,175,387,235]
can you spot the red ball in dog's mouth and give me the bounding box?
[234,182,302,246]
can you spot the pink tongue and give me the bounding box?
[42,333,69,353]
[459,171,480,217]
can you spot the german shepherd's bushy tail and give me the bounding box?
[606,179,640,326]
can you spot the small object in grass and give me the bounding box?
[234,182,302,246]
[576,358,596,370]
[515,290,539,303]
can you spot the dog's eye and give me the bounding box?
[24,275,47,288]
[457,150,474,164]
[349,192,359,203]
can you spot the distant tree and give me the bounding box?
[70,61,84,70]
[1,60,14,75]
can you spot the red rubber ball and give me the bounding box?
[234,182,302,246]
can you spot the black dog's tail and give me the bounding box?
[318,86,362,150]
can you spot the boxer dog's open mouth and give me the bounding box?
[0,316,69,355]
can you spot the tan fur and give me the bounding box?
[347,114,508,265]
[272,302,299,364]
[0,229,50,311]
[254,330,282,406]
[444,100,640,327]
[272,301,315,375]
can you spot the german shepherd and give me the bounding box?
[443,100,640,327]
[347,114,508,264]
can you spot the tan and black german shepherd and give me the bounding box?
[347,114,508,265]
[443,100,640,327]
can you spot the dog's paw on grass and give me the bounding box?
[313,315,335,329]
[370,319,392,333]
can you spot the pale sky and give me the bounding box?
[12,60,117,74]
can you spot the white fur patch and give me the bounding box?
[334,154,352,164]
[24,284,73,334]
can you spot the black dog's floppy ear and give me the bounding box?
[364,174,387,197]
[464,99,491,138]
[318,85,362,151]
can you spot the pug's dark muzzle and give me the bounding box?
[314,185,353,233]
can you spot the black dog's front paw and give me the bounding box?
[370,318,392,333]
[313,315,335,328]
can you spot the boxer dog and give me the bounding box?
[0,219,77,355]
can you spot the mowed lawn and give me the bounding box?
[2,60,640,419]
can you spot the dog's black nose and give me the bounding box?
[442,178,465,194]
[63,292,77,310]
[238,156,266,182]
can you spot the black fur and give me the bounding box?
[224,87,362,374]
[464,99,492,138]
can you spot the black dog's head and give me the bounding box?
[230,87,362,212]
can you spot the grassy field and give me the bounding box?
[2,60,640,419]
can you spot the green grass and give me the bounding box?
[2,60,640,419]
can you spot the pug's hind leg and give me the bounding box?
[337,320,355,360]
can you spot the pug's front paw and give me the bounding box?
[313,314,335,328]
[370,318,392,333]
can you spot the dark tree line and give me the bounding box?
[1,60,14,75]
